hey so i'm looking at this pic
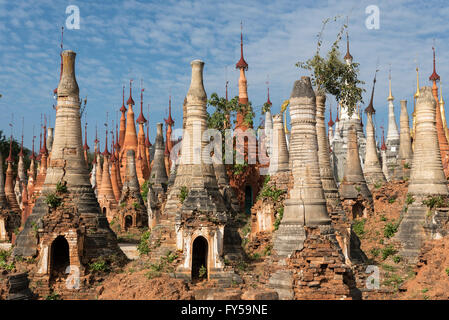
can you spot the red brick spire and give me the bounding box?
[120,85,127,112]
[6,135,14,163]
[102,128,110,157]
[83,122,89,151]
[365,71,377,114]
[235,22,248,70]
[429,46,440,82]
[165,96,174,126]
[136,88,147,124]
[40,117,48,155]
[110,132,116,162]
[18,132,24,157]
[328,105,334,127]
[266,86,272,106]
[126,79,135,106]
[29,135,36,161]
[381,127,387,151]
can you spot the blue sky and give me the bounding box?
[0,0,448,149]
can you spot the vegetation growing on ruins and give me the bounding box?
[296,16,365,117]
[45,193,62,209]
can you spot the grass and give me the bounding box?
[381,245,397,260]
[370,248,380,257]
[422,196,448,210]
[352,218,366,237]
[388,196,397,204]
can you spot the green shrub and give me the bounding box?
[370,248,380,257]
[137,231,151,255]
[199,265,207,278]
[403,163,410,169]
[89,259,110,272]
[393,255,401,264]
[405,193,415,205]
[258,184,285,202]
[274,207,284,231]
[422,196,448,210]
[179,186,188,203]
[56,181,67,193]
[380,214,387,221]
[381,245,397,260]
[384,222,399,238]
[233,163,248,175]
[388,196,397,204]
[264,244,272,256]
[352,219,366,237]
[45,292,61,300]
[374,182,382,189]
[132,202,140,210]
[141,180,150,202]
[445,268,449,276]
[45,193,62,209]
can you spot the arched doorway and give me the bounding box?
[102,207,107,215]
[352,202,365,219]
[244,185,253,215]
[191,236,208,281]
[125,215,133,230]
[50,236,70,279]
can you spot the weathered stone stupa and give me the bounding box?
[273,77,331,258]
[149,60,242,283]
[98,132,117,221]
[149,123,168,198]
[268,113,290,175]
[338,125,373,219]
[363,74,387,187]
[269,77,355,300]
[393,100,413,180]
[397,86,449,262]
[117,150,147,231]
[315,92,339,210]
[13,51,125,285]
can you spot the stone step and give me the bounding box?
[118,243,139,260]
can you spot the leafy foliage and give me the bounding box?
[179,186,188,204]
[137,231,151,255]
[296,17,365,117]
[422,196,449,210]
[384,222,399,238]
[141,180,150,202]
[45,193,62,209]
[352,218,366,237]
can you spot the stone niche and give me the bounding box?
[0,213,20,242]
[36,229,83,281]
[175,224,225,281]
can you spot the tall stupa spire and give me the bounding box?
[343,20,353,63]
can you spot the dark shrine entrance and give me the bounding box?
[191,236,208,281]
[50,236,70,278]
[125,215,133,230]
[352,202,365,219]
[244,185,253,215]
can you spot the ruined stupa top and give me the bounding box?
[136,88,147,124]
[57,50,79,98]
[365,72,377,114]
[120,85,127,112]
